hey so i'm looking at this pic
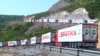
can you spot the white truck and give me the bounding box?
[57,24,98,48]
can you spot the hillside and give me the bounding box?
[28,0,100,20]
[0,22,55,42]
[48,0,71,12]
[0,0,100,42]
[0,15,25,24]
[0,23,33,42]
[58,0,100,19]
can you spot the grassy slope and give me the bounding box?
[0,22,33,42]
[0,23,54,42]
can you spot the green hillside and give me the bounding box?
[0,23,32,42]
[0,0,100,42]
[0,15,25,24]
[59,0,100,19]
[0,23,54,42]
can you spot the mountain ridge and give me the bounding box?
[48,0,71,12]
[26,0,100,20]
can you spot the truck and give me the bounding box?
[56,24,98,48]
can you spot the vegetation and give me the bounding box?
[25,26,54,39]
[0,0,100,42]
[0,23,54,42]
[30,11,51,19]
[0,15,25,24]
[29,0,100,20]
[59,0,100,19]
[0,22,33,42]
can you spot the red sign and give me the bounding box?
[42,36,49,40]
[60,30,77,37]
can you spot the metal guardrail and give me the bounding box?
[0,45,100,56]
[40,45,100,56]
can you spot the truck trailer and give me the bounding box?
[56,24,98,48]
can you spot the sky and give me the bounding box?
[0,0,59,16]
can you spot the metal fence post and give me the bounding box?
[50,43,51,51]
[43,44,44,49]
[77,48,79,56]
[60,47,62,53]
[39,44,40,49]
[77,43,80,56]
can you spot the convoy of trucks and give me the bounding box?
[41,24,98,48]
[0,24,98,48]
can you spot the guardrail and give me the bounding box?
[38,44,100,56]
[0,45,100,56]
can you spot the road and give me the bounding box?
[0,45,100,56]
[41,45,100,56]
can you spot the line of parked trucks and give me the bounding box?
[0,24,98,48]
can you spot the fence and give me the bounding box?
[0,44,100,56]
[38,44,100,56]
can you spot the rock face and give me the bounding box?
[48,0,71,12]
[67,8,90,19]
[24,8,97,23]
[47,11,69,19]
[44,8,91,22]
[24,16,35,22]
